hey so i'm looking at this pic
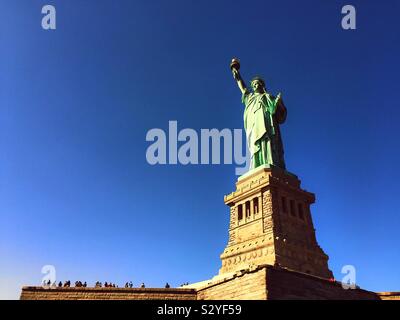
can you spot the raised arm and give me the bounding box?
[232,68,247,95]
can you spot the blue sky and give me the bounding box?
[1,0,400,299]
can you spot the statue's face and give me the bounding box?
[251,80,264,93]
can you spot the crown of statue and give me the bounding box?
[251,76,265,87]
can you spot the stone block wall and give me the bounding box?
[198,265,380,300]
[197,268,267,300]
[265,266,379,300]
[20,287,197,300]
[377,292,400,300]
[21,266,396,300]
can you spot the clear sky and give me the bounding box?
[1,0,399,299]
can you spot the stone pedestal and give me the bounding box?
[219,165,333,279]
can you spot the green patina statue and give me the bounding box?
[231,58,287,171]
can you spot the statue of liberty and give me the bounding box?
[230,58,287,171]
